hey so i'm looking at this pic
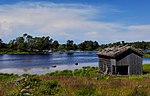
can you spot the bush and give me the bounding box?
[46,71,59,76]
[46,66,99,77]
[20,76,41,89]
[36,80,62,95]
[58,70,73,76]
[73,69,82,76]
[19,76,63,95]
[129,75,143,80]
[143,64,150,74]
[75,88,96,96]
[0,73,18,81]
[73,66,98,77]
[97,74,109,80]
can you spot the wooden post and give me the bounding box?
[115,66,117,75]
[128,66,130,75]
[111,65,113,75]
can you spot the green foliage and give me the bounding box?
[20,76,41,89]
[97,74,109,80]
[52,40,59,50]
[75,88,96,96]
[0,74,20,96]
[1,34,150,53]
[129,75,143,80]
[76,66,99,77]
[18,75,62,96]
[143,64,150,74]
[36,80,62,96]
[0,73,18,81]
[58,44,66,51]
[143,53,150,58]
[1,34,100,53]
[66,40,74,51]
[47,70,73,76]
[2,34,54,53]
[0,38,5,49]
[74,69,83,76]
[46,66,108,79]
[78,41,99,51]
[2,66,150,96]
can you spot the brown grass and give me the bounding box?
[39,76,150,96]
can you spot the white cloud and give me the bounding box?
[0,21,13,36]
[128,25,150,32]
[0,1,149,43]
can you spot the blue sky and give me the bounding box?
[0,0,150,44]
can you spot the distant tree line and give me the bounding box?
[99,41,150,50]
[0,34,150,53]
[0,34,99,53]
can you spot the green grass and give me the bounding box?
[143,64,150,74]
[143,53,150,58]
[1,65,150,96]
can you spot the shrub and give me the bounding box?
[20,76,41,89]
[143,64,150,74]
[97,74,109,80]
[46,71,59,76]
[19,76,63,95]
[36,80,62,95]
[129,75,143,80]
[73,69,82,76]
[58,70,73,76]
[75,88,96,96]
[0,73,18,81]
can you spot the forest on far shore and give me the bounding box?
[0,33,150,54]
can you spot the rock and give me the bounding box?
[23,93,30,96]
[51,65,56,68]
[15,77,25,83]
[20,89,26,93]
[75,63,78,65]
[11,77,26,86]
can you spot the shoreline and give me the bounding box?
[0,63,150,75]
[0,62,98,75]
[0,51,98,55]
[0,51,150,58]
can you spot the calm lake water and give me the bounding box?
[0,51,150,75]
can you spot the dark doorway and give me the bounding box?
[116,66,128,75]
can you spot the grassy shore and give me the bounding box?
[1,64,150,96]
[1,51,150,58]
[143,53,150,58]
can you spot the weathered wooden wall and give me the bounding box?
[98,50,142,75]
[129,53,142,75]
[116,53,142,75]
[99,58,111,74]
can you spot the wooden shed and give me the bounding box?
[97,45,143,75]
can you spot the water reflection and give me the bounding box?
[0,62,98,75]
[0,52,150,75]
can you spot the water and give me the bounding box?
[0,52,150,75]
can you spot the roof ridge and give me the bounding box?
[97,45,143,57]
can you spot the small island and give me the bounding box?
[0,34,150,58]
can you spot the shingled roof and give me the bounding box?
[97,45,143,57]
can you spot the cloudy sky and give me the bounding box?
[0,0,150,44]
